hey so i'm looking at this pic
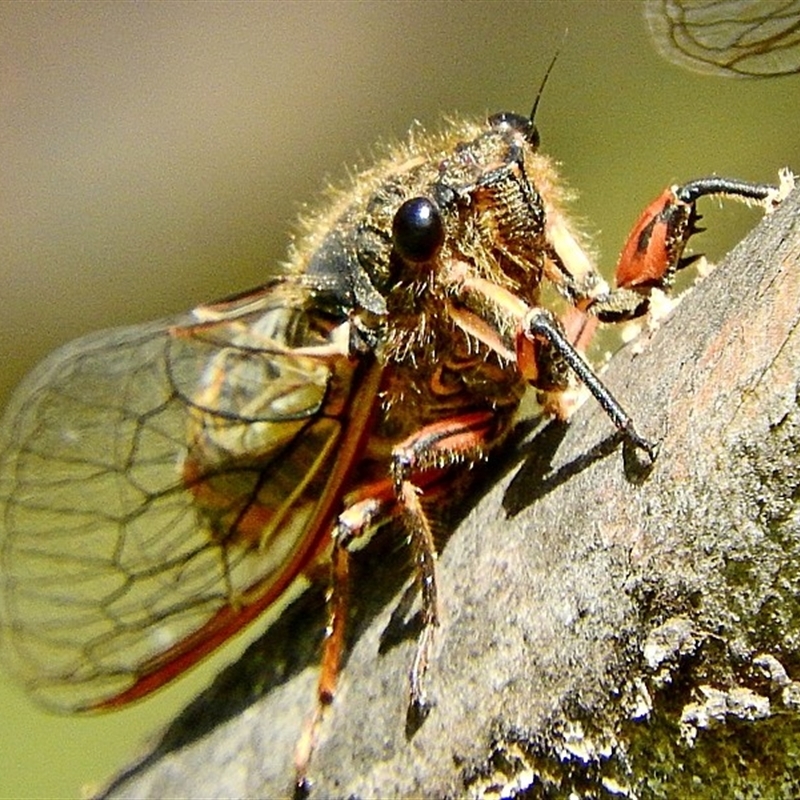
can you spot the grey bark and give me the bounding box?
[100,188,800,799]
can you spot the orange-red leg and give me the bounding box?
[390,411,499,710]
[294,496,389,793]
[296,410,499,791]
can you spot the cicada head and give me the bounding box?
[299,108,602,366]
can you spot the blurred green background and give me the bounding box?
[0,2,798,797]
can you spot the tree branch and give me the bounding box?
[101,188,800,799]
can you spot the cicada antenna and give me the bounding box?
[529,31,568,128]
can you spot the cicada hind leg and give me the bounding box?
[293,493,391,795]
[294,410,502,795]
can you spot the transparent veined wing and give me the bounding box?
[0,281,382,712]
[645,0,800,77]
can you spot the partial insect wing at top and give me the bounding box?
[645,0,800,78]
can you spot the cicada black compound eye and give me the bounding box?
[392,196,445,263]
[487,111,539,148]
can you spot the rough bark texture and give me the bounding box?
[100,189,800,799]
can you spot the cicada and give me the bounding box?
[0,68,789,788]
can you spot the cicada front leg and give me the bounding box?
[512,173,795,451]
[517,307,657,459]
[589,173,794,324]
[450,273,657,457]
